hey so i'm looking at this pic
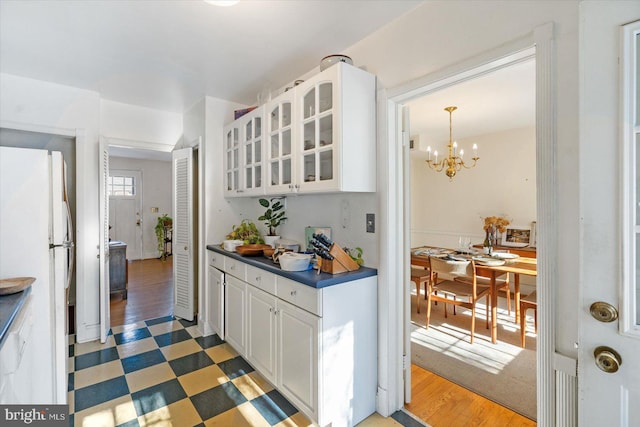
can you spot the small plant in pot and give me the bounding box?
[258,198,287,247]
[155,214,172,261]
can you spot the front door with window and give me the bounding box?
[578,15,640,425]
[108,169,143,260]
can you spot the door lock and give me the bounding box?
[594,346,622,373]
[589,301,618,323]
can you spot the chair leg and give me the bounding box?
[426,294,432,330]
[453,296,457,315]
[520,306,527,348]
[470,305,476,344]
[506,287,511,316]
[415,280,421,314]
[485,295,489,329]
[534,308,538,333]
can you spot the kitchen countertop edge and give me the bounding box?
[207,244,377,288]
[0,286,32,348]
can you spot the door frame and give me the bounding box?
[378,22,558,423]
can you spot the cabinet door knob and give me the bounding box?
[256,276,261,281]
[290,290,297,297]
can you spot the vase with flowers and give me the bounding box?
[483,215,510,251]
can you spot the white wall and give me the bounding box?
[0,72,102,343]
[109,156,173,259]
[101,99,182,147]
[411,126,536,249]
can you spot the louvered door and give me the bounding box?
[173,148,194,321]
[98,139,111,342]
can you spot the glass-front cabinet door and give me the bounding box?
[296,76,338,192]
[266,91,294,194]
[224,122,241,196]
[241,108,264,196]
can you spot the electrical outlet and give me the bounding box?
[151,207,159,213]
[366,213,375,233]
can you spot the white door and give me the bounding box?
[207,265,225,338]
[98,139,110,342]
[225,275,247,355]
[173,147,194,320]
[578,18,640,425]
[109,169,143,260]
[278,299,319,420]
[247,286,277,384]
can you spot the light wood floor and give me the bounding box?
[109,256,173,327]
[406,364,536,426]
[108,258,535,426]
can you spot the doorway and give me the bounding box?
[403,57,537,422]
[106,145,174,328]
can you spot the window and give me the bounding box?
[622,20,640,334]
[108,175,135,197]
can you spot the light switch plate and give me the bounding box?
[366,213,375,233]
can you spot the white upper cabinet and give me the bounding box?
[226,63,376,198]
[266,90,295,194]
[223,121,241,196]
[224,106,265,197]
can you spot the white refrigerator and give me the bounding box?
[0,146,74,404]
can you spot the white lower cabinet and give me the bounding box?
[246,286,278,384]
[277,298,319,421]
[224,275,247,355]
[207,264,225,338]
[208,248,376,427]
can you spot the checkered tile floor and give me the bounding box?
[68,316,311,427]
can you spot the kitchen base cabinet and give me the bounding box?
[224,275,247,355]
[278,299,319,421]
[207,264,225,338]
[206,247,377,427]
[247,286,278,384]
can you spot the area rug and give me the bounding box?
[410,292,537,420]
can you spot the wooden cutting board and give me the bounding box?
[0,277,35,295]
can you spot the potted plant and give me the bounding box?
[155,214,172,260]
[258,198,287,247]
[225,219,264,244]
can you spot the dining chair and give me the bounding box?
[411,267,431,313]
[519,290,537,348]
[427,257,490,344]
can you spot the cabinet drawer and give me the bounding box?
[246,265,276,295]
[276,277,322,316]
[224,257,246,279]
[208,251,225,270]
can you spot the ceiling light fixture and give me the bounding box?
[426,106,479,181]
[203,0,239,6]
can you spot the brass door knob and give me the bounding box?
[594,346,622,373]
[590,301,618,323]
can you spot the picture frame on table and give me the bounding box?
[503,226,531,247]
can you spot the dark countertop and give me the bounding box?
[207,244,377,289]
[0,286,32,347]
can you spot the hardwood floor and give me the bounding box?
[109,258,535,426]
[109,256,173,327]
[406,364,536,426]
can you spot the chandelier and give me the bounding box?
[426,106,479,181]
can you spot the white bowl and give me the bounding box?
[278,253,312,271]
[223,239,244,252]
[275,239,300,252]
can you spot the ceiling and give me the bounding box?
[0,0,422,113]
[407,58,536,151]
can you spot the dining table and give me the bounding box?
[411,246,537,344]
